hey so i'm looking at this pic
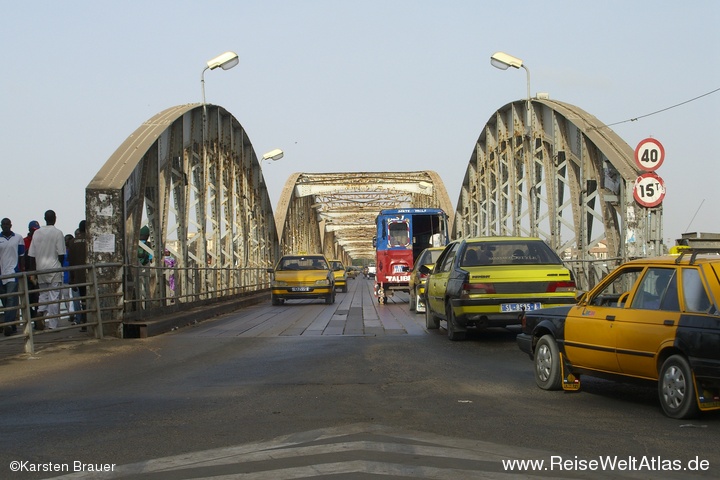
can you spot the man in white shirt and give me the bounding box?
[0,218,25,336]
[28,210,66,329]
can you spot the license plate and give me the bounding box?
[501,302,541,312]
[290,287,311,292]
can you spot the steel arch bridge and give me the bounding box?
[452,98,663,288]
[275,171,454,263]
[86,104,278,317]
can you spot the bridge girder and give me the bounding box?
[453,98,663,288]
[276,171,453,262]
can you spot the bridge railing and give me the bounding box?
[0,263,124,354]
[123,264,271,319]
[1,263,271,354]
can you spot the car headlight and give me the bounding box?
[315,279,330,286]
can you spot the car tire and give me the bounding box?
[659,355,699,419]
[271,295,283,306]
[425,301,440,330]
[534,335,562,390]
[326,291,335,305]
[446,303,466,341]
[409,289,416,311]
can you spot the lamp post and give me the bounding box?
[491,51,535,236]
[199,51,239,274]
[201,51,239,105]
[490,51,530,132]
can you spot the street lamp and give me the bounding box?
[201,51,239,105]
[261,149,284,163]
[490,52,530,103]
[491,51,535,236]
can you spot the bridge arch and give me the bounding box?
[275,171,453,262]
[453,98,663,288]
[86,104,279,316]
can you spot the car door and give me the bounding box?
[614,267,680,378]
[426,242,460,318]
[564,266,643,373]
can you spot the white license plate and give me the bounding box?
[290,287,311,292]
[501,302,541,312]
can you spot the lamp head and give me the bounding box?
[261,149,284,162]
[206,51,239,71]
[490,51,523,70]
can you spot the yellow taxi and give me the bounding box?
[408,247,445,313]
[424,237,576,340]
[517,248,720,419]
[328,259,348,293]
[267,254,335,305]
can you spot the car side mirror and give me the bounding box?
[266,268,274,274]
[419,265,432,275]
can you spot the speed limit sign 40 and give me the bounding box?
[634,138,665,171]
[633,172,666,208]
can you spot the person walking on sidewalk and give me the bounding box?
[0,218,25,336]
[28,210,65,330]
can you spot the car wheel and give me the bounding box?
[425,300,440,330]
[659,355,699,419]
[446,303,466,341]
[271,295,282,306]
[409,289,416,311]
[534,335,562,390]
[342,285,348,293]
[326,291,335,305]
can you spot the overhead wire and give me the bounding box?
[604,87,720,127]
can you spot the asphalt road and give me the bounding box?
[0,276,718,479]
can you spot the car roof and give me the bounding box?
[623,252,720,267]
[461,236,543,243]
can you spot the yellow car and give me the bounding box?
[518,248,720,419]
[408,247,445,313]
[328,259,348,293]
[267,254,335,305]
[424,237,576,340]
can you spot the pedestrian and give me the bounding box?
[28,210,66,330]
[68,220,88,331]
[163,248,176,299]
[61,233,75,324]
[0,218,25,336]
[24,220,41,326]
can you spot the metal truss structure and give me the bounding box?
[453,98,664,289]
[86,104,278,315]
[275,171,454,263]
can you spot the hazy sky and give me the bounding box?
[2,0,718,245]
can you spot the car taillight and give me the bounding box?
[547,281,576,292]
[461,283,495,298]
[419,272,428,279]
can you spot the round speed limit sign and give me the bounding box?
[633,172,666,207]
[634,138,665,171]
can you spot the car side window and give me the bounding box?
[588,267,643,307]
[630,268,678,311]
[437,243,460,273]
[681,268,712,313]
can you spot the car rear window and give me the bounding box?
[462,240,562,267]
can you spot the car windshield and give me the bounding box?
[278,256,328,271]
[461,240,562,267]
[330,261,344,271]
